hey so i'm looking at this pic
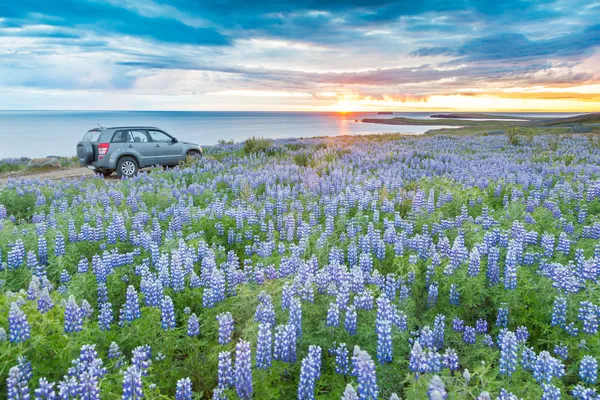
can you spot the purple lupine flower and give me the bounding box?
[426,350,442,373]
[131,345,152,376]
[54,233,65,257]
[289,297,302,338]
[496,304,509,328]
[216,312,234,345]
[497,388,518,400]
[217,351,233,389]
[468,247,480,277]
[419,326,435,349]
[255,292,276,326]
[565,322,579,336]
[572,384,598,400]
[579,355,598,385]
[9,302,30,343]
[578,301,598,335]
[175,378,192,400]
[161,295,176,330]
[475,318,488,334]
[449,284,459,306]
[256,322,272,370]
[345,304,357,336]
[476,392,492,400]
[34,377,56,400]
[443,348,459,371]
[541,383,561,400]
[7,365,29,400]
[521,346,537,371]
[187,313,200,337]
[504,248,517,290]
[499,331,518,377]
[274,323,297,363]
[120,285,141,325]
[427,375,447,400]
[37,287,54,314]
[79,371,100,400]
[98,302,113,331]
[326,302,340,327]
[533,351,564,383]
[297,345,321,400]
[553,344,568,360]
[171,263,185,293]
[97,282,108,304]
[332,343,349,375]
[557,232,570,255]
[213,387,226,400]
[515,326,529,343]
[452,317,464,332]
[427,282,438,308]
[64,296,83,333]
[351,346,378,400]
[122,366,143,400]
[202,288,215,308]
[409,341,427,376]
[433,314,445,350]
[463,326,476,345]
[58,376,79,399]
[376,318,392,364]
[234,340,253,400]
[341,384,359,400]
[108,342,122,359]
[80,300,93,320]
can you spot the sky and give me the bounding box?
[0,0,599,112]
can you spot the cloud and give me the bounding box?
[1,0,600,109]
[412,24,600,62]
[0,0,229,46]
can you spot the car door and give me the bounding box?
[126,130,157,167]
[148,129,183,165]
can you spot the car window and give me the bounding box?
[128,130,149,143]
[111,130,128,143]
[148,130,172,143]
[83,130,102,142]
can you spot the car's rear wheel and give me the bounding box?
[117,156,138,178]
[94,169,114,178]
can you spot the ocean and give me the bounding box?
[0,111,580,158]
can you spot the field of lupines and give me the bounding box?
[1,133,599,400]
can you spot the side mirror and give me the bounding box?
[172,137,178,143]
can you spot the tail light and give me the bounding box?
[98,143,110,156]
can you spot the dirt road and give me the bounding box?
[0,167,99,187]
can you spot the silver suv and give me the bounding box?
[76,126,202,177]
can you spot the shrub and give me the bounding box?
[292,152,310,167]
[505,125,520,146]
[244,137,273,154]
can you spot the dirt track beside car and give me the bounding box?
[0,167,113,187]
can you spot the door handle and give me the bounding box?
[156,144,160,148]
[128,145,133,148]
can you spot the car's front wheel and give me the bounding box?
[117,156,138,178]
[186,150,202,159]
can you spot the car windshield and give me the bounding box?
[83,130,102,142]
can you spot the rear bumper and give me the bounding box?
[82,157,115,170]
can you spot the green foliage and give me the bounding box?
[548,133,561,151]
[243,136,274,154]
[217,139,236,145]
[505,125,520,146]
[292,152,310,167]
